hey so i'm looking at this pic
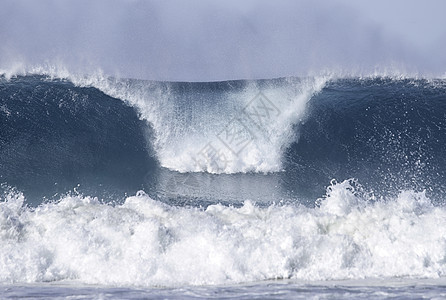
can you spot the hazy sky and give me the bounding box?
[1,0,445,80]
[337,0,446,52]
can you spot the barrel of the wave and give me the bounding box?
[0,75,157,205]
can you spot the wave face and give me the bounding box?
[286,78,446,200]
[1,74,446,286]
[0,75,157,203]
[2,75,445,202]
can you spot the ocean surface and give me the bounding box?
[1,73,446,298]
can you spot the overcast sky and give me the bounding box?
[337,0,446,53]
[1,0,445,81]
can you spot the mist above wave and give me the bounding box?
[2,0,445,81]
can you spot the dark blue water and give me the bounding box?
[286,78,446,202]
[0,76,157,203]
[1,75,445,206]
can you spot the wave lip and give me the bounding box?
[1,180,445,286]
[67,74,329,174]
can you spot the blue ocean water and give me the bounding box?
[1,73,446,298]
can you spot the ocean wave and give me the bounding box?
[2,72,446,203]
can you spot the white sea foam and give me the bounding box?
[1,180,445,287]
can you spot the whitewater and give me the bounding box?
[1,69,446,298]
[1,180,446,285]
